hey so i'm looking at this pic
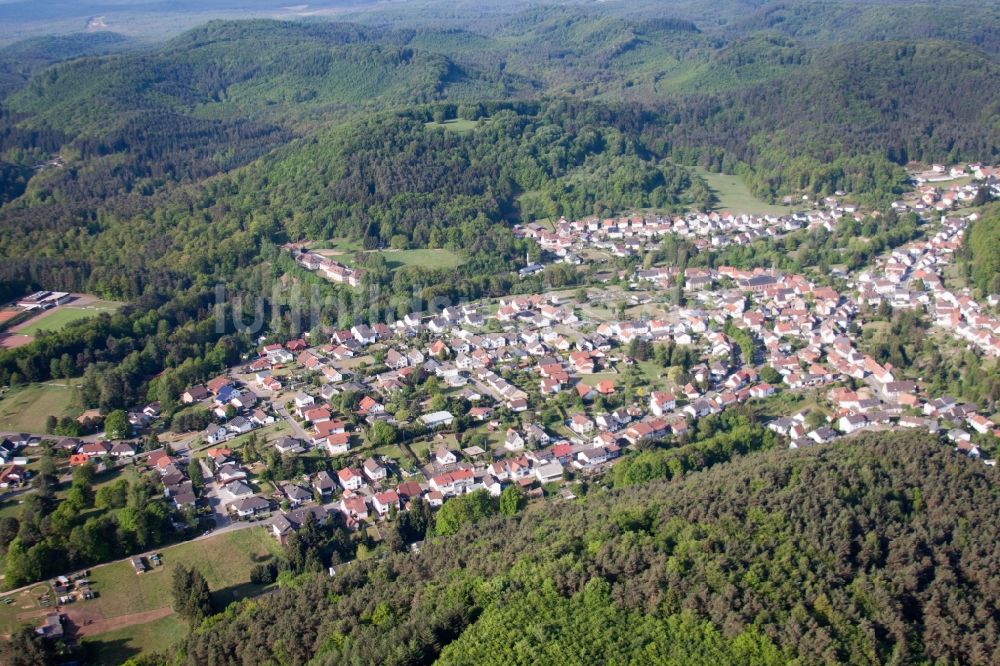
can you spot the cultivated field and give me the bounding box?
[0,380,81,432]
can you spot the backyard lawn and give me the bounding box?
[373,444,404,460]
[578,371,621,387]
[0,380,81,432]
[220,421,291,451]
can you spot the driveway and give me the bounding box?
[203,479,233,530]
[274,404,311,441]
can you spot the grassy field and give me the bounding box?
[578,371,620,387]
[311,240,464,272]
[636,360,671,386]
[86,527,281,619]
[0,380,81,432]
[410,440,431,463]
[0,496,22,519]
[424,117,481,133]
[310,238,364,254]
[690,167,796,216]
[0,584,54,638]
[66,466,138,498]
[17,300,121,336]
[373,444,404,460]
[942,263,968,290]
[380,248,465,270]
[82,613,186,665]
[213,421,291,452]
[758,389,820,419]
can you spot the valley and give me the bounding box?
[0,2,998,665]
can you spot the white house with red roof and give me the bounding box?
[338,467,364,491]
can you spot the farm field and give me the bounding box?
[16,299,121,336]
[0,380,81,432]
[690,167,796,216]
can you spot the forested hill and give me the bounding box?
[1,11,997,222]
[0,7,999,408]
[731,1,1000,54]
[4,20,506,131]
[175,431,1000,665]
[0,32,131,98]
[662,40,1000,199]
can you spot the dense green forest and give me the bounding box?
[160,431,1000,665]
[731,1,1000,54]
[964,204,1000,295]
[0,32,131,98]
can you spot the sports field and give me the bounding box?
[381,248,466,270]
[16,300,121,336]
[0,308,24,328]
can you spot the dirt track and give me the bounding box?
[0,334,33,348]
[69,606,173,637]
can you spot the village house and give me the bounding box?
[649,391,676,417]
[435,447,458,466]
[271,505,329,545]
[504,429,526,451]
[313,470,337,499]
[364,457,387,482]
[230,496,271,518]
[338,467,365,491]
[372,490,400,517]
